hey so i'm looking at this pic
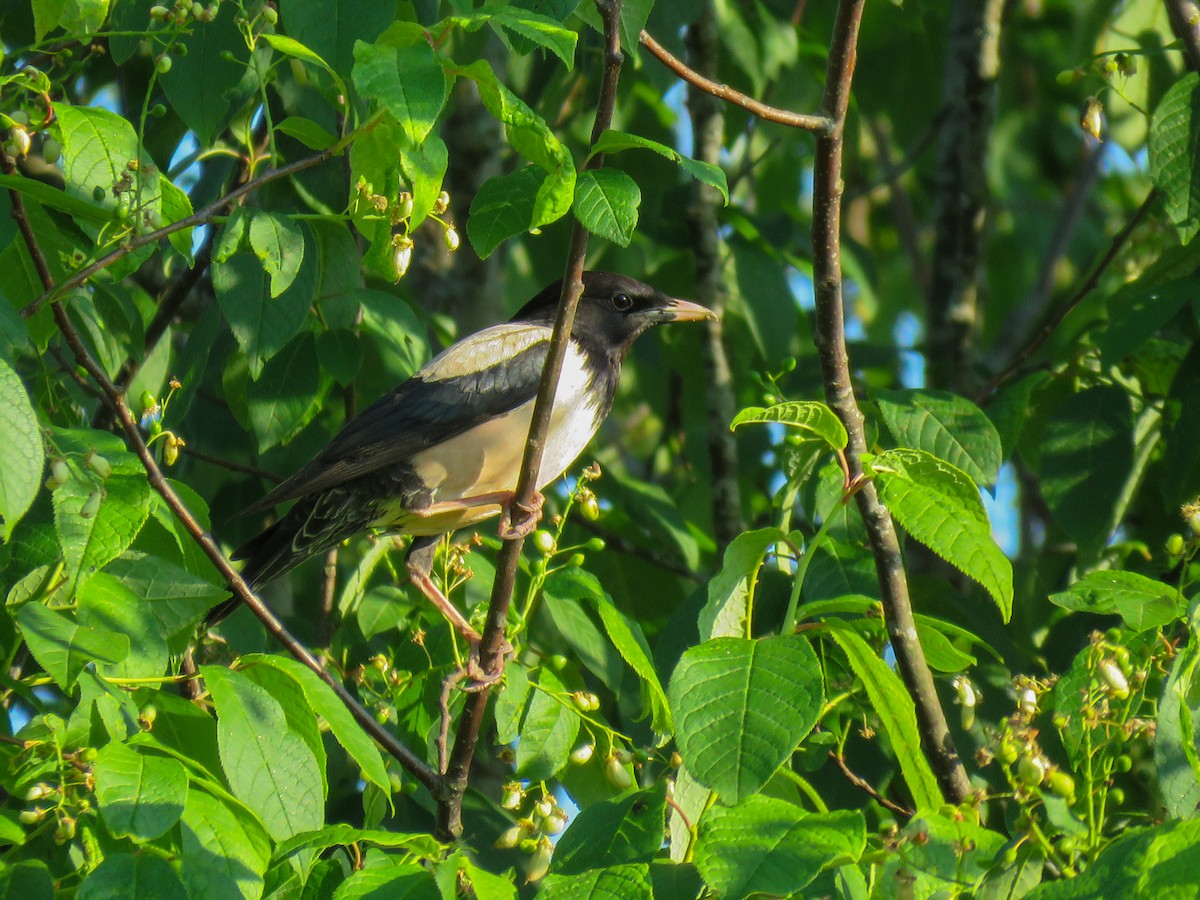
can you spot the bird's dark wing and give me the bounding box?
[244,324,552,513]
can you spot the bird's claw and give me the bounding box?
[463,636,515,692]
[497,491,545,540]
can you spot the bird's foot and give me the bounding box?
[497,490,545,540]
[463,636,515,692]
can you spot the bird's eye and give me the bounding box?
[612,292,633,311]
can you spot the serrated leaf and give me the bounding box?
[468,166,544,259]
[694,798,865,898]
[731,400,847,450]
[538,864,653,900]
[1149,72,1200,243]
[698,527,786,641]
[249,211,305,298]
[0,359,43,541]
[352,40,448,145]
[438,4,578,70]
[240,654,391,798]
[180,787,271,900]
[77,573,170,680]
[245,330,326,452]
[516,667,579,781]
[55,105,153,217]
[545,568,671,734]
[93,740,188,840]
[276,116,338,151]
[201,665,325,841]
[669,634,823,802]
[552,783,666,875]
[1050,570,1183,632]
[158,176,195,264]
[875,388,1002,486]
[573,168,640,246]
[870,448,1013,620]
[590,129,729,204]
[78,854,187,900]
[17,603,129,689]
[826,625,942,810]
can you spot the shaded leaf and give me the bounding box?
[875,388,1002,486]
[0,358,42,541]
[93,740,188,840]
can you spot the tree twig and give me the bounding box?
[180,444,284,483]
[1165,0,1200,72]
[809,0,971,804]
[639,29,830,134]
[2,146,441,798]
[830,751,914,818]
[436,0,626,842]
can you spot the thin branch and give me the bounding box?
[687,3,745,553]
[180,444,284,483]
[639,29,830,134]
[19,120,372,319]
[1166,0,1200,72]
[829,751,914,818]
[977,190,1157,403]
[436,0,626,842]
[2,146,441,797]
[809,0,971,803]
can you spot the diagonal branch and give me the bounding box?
[809,0,971,803]
[639,29,830,133]
[2,147,440,797]
[436,0,626,842]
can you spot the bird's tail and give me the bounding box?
[207,490,371,627]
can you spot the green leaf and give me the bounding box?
[826,625,942,810]
[213,236,316,379]
[0,173,111,224]
[1026,819,1200,899]
[1149,72,1200,244]
[249,211,305,297]
[468,166,544,259]
[731,400,848,450]
[93,740,188,840]
[0,860,53,900]
[590,129,729,204]
[553,783,666,875]
[1098,276,1200,365]
[55,104,146,213]
[438,4,578,70]
[573,168,640,246]
[17,603,129,689]
[1050,570,1183,632]
[201,665,325,841]
[0,358,42,541]
[352,40,448,145]
[516,667,579,781]
[669,634,823,802]
[870,447,1013,620]
[77,573,170,680]
[1156,602,1200,820]
[274,824,442,862]
[276,116,338,152]
[49,430,151,592]
[180,787,271,900]
[875,389,1002,486]
[1040,386,1134,557]
[546,568,672,734]
[698,527,786,641]
[241,654,392,798]
[332,864,440,899]
[494,661,530,745]
[159,176,195,264]
[538,864,653,900]
[159,9,246,145]
[78,854,187,900]
[261,33,337,78]
[100,553,225,649]
[279,0,394,78]
[694,798,866,899]
[245,330,327,452]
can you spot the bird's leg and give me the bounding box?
[497,490,545,540]
[404,536,482,643]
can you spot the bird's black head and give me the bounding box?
[512,271,715,354]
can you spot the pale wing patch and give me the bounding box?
[419,323,552,382]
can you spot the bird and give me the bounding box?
[212,271,715,638]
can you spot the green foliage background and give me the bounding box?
[0,0,1199,897]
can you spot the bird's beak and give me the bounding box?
[664,298,718,322]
